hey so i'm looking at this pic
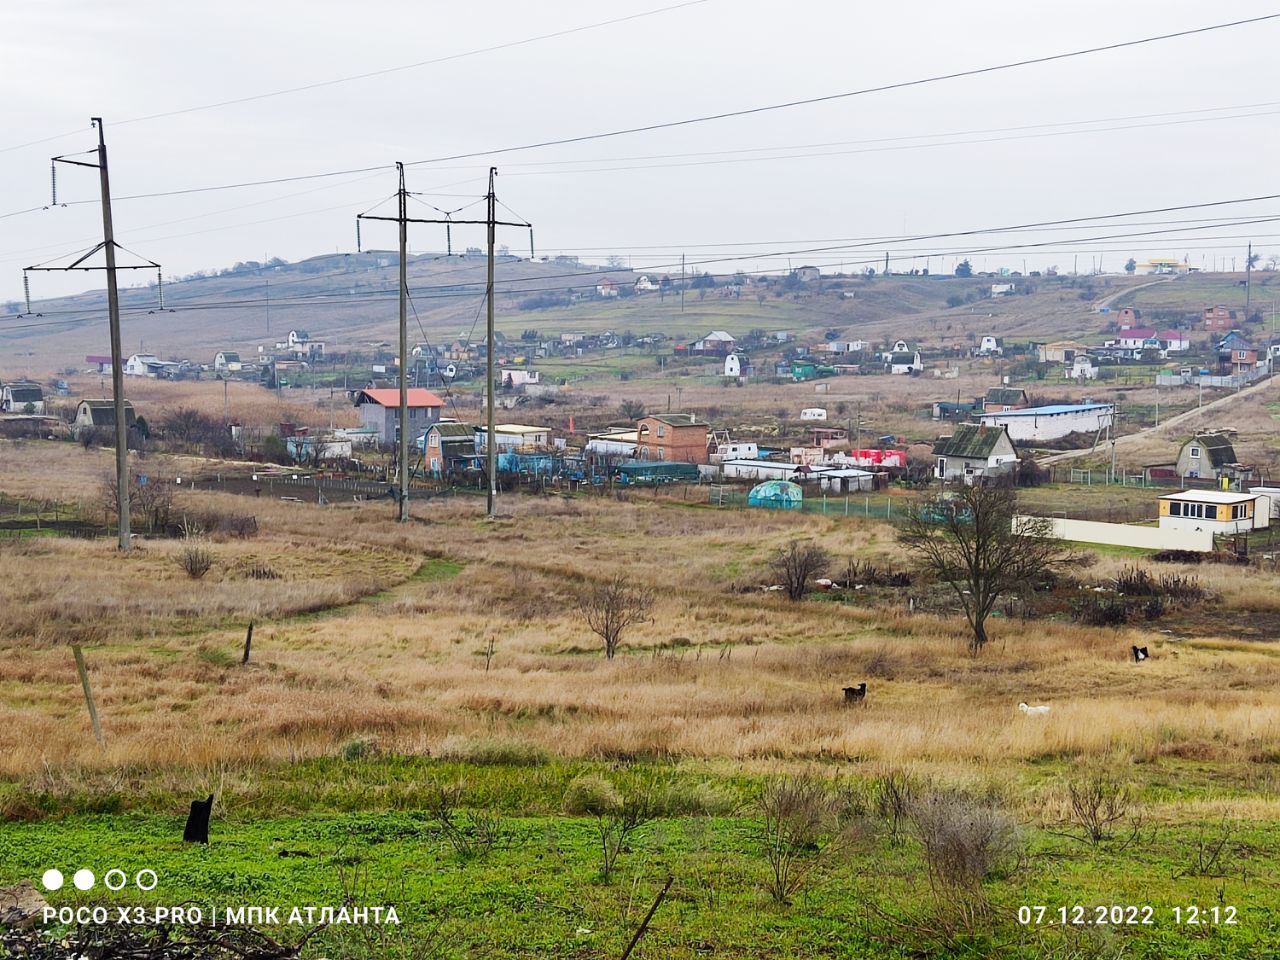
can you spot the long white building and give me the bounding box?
[976,402,1114,442]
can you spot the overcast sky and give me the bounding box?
[2,0,1277,303]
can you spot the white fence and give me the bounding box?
[1016,515,1214,552]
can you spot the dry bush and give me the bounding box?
[908,790,1019,901]
[756,775,859,905]
[873,770,917,844]
[769,540,830,600]
[1063,776,1131,845]
[425,782,504,863]
[179,542,213,579]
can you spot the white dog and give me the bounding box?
[1018,702,1051,717]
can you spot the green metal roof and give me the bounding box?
[984,387,1026,405]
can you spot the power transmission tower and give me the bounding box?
[25,118,160,551]
[357,165,530,520]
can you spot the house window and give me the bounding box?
[657,424,666,438]
[1189,447,1200,459]
[657,446,664,459]
[1232,504,1247,520]
[937,457,946,474]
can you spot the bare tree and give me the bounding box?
[579,575,653,659]
[901,483,1065,653]
[769,539,830,601]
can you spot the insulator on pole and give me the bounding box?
[50,162,57,206]
[529,228,535,260]
[23,272,31,313]
[446,222,452,256]
[356,218,362,253]
[157,268,164,309]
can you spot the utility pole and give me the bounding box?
[1245,242,1253,318]
[680,253,685,313]
[265,278,270,334]
[356,166,530,522]
[95,118,128,549]
[398,163,410,521]
[485,167,498,518]
[25,119,159,551]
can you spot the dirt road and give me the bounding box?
[1039,371,1276,465]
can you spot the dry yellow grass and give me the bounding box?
[1,441,1278,794]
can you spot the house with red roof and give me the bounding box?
[352,387,444,444]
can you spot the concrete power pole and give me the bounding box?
[96,120,130,548]
[398,163,410,522]
[485,167,498,519]
[356,167,530,522]
[26,119,160,550]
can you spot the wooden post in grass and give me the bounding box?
[620,876,673,960]
[242,622,254,664]
[71,645,104,746]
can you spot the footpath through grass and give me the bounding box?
[1,757,1277,959]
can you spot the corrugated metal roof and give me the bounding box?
[354,388,443,408]
[979,403,1111,418]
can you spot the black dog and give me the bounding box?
[183,795,214,844]
[843,683,867,704]
[1132,645,1149,663]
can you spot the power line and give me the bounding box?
[0,1,711,155]
[4,15,1273,216]
[401,13,1280,167]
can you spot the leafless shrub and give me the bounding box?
[873,771,916,844]
[1062,777,1130,845]
[425,782,504,863]
[1175,819,1235,879]
[769,540,830,601]
[846,558,913,588]
[180,542,213,579]
[908,790,1019,907]
[578,575,653,659]
[756,775,859,905]
[563,774,656,881]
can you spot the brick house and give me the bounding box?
[1203,305,1242,332]
[635,414,710,464]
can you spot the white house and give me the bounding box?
[887,351,923,375]
[634,275,658,292]
[502,369,541,387]
[932,424,1019,482]
[0,382,45,414]
[1158,329,1190,353]
[881,339,911,360]
[585,429,638,459]
[691,330,736,354]
[595,278,619,298]
[214,351,242,373]
[1067,354,1098,380]
[1159,490,1268,534]
[977,402,1114,442]
[990,283,1015,297]
[724,353,752,378]
[275,329,325,359]
[476,423,552,451]
[124,354,179,377]
[794,265,821,282]
[1108,328,1157,351]
[799,408,827,421]
[977,336,1004,356]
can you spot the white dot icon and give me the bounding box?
[73,869,95,891]
[41,869,64,891]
